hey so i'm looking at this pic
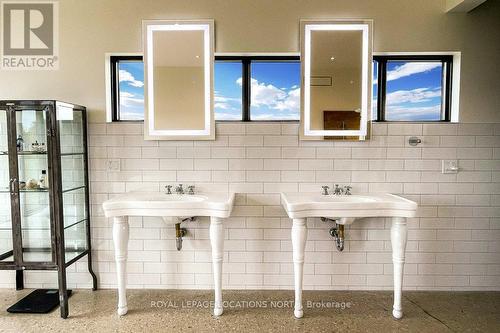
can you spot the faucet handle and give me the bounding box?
[321,185,330,195]
[187,185,195,195]
[334,184,343,195]
[165,185,172,194]
[343,185,352,195]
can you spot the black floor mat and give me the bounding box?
[7,289,72,314]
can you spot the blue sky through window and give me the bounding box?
[115,59,444,122]
[118,61,145,120]
[214,61,300,120]
[214,62,242,120]
[384,61,443,121]
[250,62,300,120]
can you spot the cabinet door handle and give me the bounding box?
[9,178,17,194]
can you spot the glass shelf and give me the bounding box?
[6,151,47,155]
[1,249,86,265]
[0,185,86,193]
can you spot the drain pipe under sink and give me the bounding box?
[174,217,196,251]
[321,217,354,252]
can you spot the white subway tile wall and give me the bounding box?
[1,122,499,291]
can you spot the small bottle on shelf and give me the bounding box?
[39,170,48,189]
[16,135,24,152]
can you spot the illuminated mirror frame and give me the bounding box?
[143,20,215,140]
[300,20,373,140]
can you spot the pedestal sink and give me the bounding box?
[103,191,235,316]
[280,192,418,319]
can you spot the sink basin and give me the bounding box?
[280,192,418,320]
[314,195,376,203]
[103,192,234,218]
[151,194,206,202]
[102,191,235,317]
[281,192,417,219]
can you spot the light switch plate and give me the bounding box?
[107,159,120,172]
[442,160,458,174]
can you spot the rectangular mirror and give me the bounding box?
[300,20,372,140]
[143,20,214,140]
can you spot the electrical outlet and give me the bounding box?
[107,159,120,172]
[442,160,458,174]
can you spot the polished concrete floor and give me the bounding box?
[0,289,498,332]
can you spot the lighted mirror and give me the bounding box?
[143,20,214,140]
[300,20,372,140]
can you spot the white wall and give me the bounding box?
[0,0,499,290]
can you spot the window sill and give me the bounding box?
[371,120,457,124]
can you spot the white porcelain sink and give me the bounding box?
[281,192,417,219]
[280,192,417,320]
[103,192,233,217]
[102,191,235,317]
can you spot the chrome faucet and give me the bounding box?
[165,185,172,194]
[344,185,352,195]
[333,184,344,196]
[321,185,330,195]
[187,185,195,195]
[175,184,184,195]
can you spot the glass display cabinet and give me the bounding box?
[0,100,96,318]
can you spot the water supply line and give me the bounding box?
[175,223,186,251]
[174,217,196,251]
[321,217,345,252]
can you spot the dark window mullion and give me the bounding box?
[242,59,251,121]
[444,59,453,121]
[110,57,119,121]
[110,55,143,122]
[377,59,387,122]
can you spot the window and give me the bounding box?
[110,55,144,121]
[109,55,300,122]
[373,55,454,122]
[215,56,300,121]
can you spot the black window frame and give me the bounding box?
[373,55,453,122]
[110,55,144,122]
[110,55,301,122]
[215,55,300,122]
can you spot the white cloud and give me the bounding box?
[214,94,241,111]
[214,95,240,103]
[386,104,441,121]
[235,77,300,113]
[214,112,241,120]
[251,112,300,120]
[274,87,300,111]
[119,111,144,120]
[387,62,441,81]
[386,87,441,105]
[119,69,144,87]
[119,91,144,107]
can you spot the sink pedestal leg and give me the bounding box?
[391,217,407,319]
[210,217,224,316]
[291,218,307,318]
[113,216,129,316]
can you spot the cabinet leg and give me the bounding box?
[57,265,69,319]
[87,250,98,291]
[391,217,408,319]
[113,216,129,316]
[291,218,307,319]
[210,217,224,316]
[15,270,24,290]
